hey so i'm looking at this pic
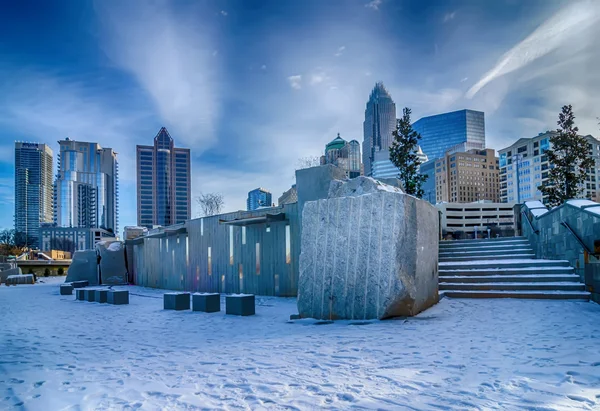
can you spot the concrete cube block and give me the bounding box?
[226,294,255,316]
[192,293,220,313]
[164,293,191,310]
[84,289,96,302]
[95,289,108,303]
[107,290,129,305]
[75,289,86,300]
[60,284,73,295]
[72,280,89,288]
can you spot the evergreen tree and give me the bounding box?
[538,105,594,207]
[389,107,428,197]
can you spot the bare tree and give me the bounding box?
[0,229,14,245]
[295,156,322,170]
[196,192,225,217]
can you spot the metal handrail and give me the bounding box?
[521,210,539,234]
[560,221,599,258]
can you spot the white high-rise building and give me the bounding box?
[498,131,600,203]
[362,82,396,176]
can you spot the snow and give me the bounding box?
[439,259,568,266]
[530,208,548,217]
[107,241,123,252]
[567,199,598,208]
[2,280,600,410]
[583,206,600,216]
[524,200,546,210]
[439,266,573,272]
[439,248,532,255]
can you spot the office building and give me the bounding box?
[419,159,437,204]
[278,184,298,206]
[320,134,362,178]
[247,188,272,211]
[14,142,54,248]
[136,127,191,228]
[362,82,397,176]
[437,202,516,236]
[54,138,119,235]
[434,148,499,203]
[371,145,428,180]
[498,132,600,203]
[39,225,115,253]
[413,109,485,161]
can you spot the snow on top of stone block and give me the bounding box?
[107,242,123,252]
[328,176,403,198]
[530,208,548,217]
[567,199,598,208]
[524,200,546,210]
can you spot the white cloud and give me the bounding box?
[334,46,346,57]
[443,11,456,23]
[460,77,468,82]
[466,1,600,99]
[94,1,220,150]
[261,65,267,70]
[310,73,325,85]
[220,10,228,16]
[365,0,382,11]
[287,75,302,90]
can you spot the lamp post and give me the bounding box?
[512,154,522,203]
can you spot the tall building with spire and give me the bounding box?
[136,127,191,228]
[362,82,397,176]
[320,133,362,178]
[14,142,54,248]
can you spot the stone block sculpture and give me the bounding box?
[298,177,439,320]
[84,289,96,302]
[108,290,129,305]
[60,284,73,295]
[75,289,86,300]
[164,293,191,310]
[192,293,220,313]
[226,294,255,316]
[65,250,98,285]
[95,289,108,303]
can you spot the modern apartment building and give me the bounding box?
[39,225,115,253]
[14,142,54,248]
[434,148,499,203]
[362,82,397,176]
[136,127,191,228]
[320,134,362,178]
[498,132,600,203]
[247,188,272,211]
[54,138,119,234]
[413,109,485,161]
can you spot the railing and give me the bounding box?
[560,221,600,258]
[521,210,539,235]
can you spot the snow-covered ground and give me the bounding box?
[2,278,600,410]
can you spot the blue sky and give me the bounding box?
[1,0,599,231]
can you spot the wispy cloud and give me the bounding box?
[365,0,382,11]
[443,11,456,23]
[220,10,228,16]
[466,1,600,99]
[334,46,346,57]
[0,178,14,207]
[287,75,302,90]
[94,0,220,149]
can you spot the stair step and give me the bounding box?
[439,282,586,291]
[439,244,531,252]
[439,274,580,283]
[440,237,527,245]
[439,254,535,262]
[439,268,574,276]
[439,259,570,270]
[440,240,530,248]
[440,248,533,257]
[442,290,590,300]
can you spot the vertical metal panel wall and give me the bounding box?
[130,203,299,296]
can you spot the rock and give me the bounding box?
[5,274,34,285]
[164,292,191,311]
[0,267,22,285]
[75,289,86,300]
[107,290,129,305]
[96,241,128,285]
[226,294,255,316]
[65,250,98,285]
[95,289,108,303]
[84,289,96,302]
[71,280,89,288]
[60,284,73,295]
[298,178,438,320]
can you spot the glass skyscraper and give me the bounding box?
[413,109,485,161]
[14,142,54,248]
[247,188,272,211]
[136,127,191,228]
[54,139,119,234]
[362,82,397,176]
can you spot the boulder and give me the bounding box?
[0,267,22,285]
[5,274,34,285]
[96,241,128,285]
[298,177,439,320]
[65,250,98,285]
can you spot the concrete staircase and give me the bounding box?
[439,237,590,300]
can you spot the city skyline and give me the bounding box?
[1,0,599,230]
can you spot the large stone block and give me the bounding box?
[226,294,255,316]
[192,293,220,313]
[75,289,86,300]
[84,289,96,302]
[60,284,73,295]
[107,290,129,305]
[96,241,128,285]
[72,280,89,288]
[164,293,191,310]
[95,289,108,303]
[65,250,98,285]
[298,177,439,320]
